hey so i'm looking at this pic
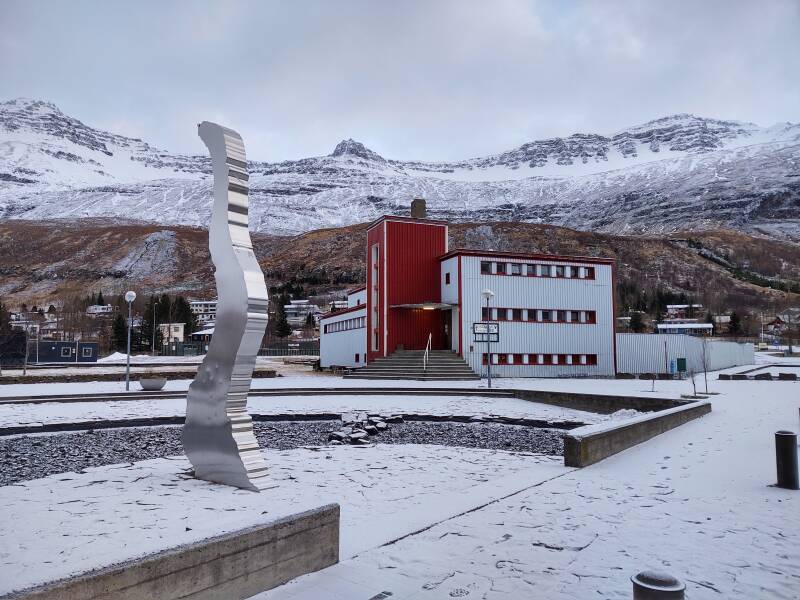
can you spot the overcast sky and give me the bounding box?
[1,0,799,161]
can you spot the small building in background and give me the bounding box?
[328,300,349,312]
[656,322,713,335]
[159,322,185,344]
[283,299,322,327]
[86,304,115,317]
[189,299,217,325]
[36,341,99,363]
[665,304,703,319]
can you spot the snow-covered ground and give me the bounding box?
[1,369,797,599]
[0,394,608,429]
[257,377,800,600]
[0,445,566,595]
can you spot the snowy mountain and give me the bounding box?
[1,98,799,238]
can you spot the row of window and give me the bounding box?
[480,261,596,280]
[323,316,366,334]
[482,353,598,366]
[481,307,597,324]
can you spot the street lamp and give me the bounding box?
[124,290,136,391]
[481,288,495,389]
[151,298,160,356]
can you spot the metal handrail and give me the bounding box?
[423,332,432,372]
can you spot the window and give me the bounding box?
[445,272,451,285]
[541,310,552,322]
[354,353,360,363]
[586,311,597,324]
[555,265,565,278]
[526,264,537,277]
[61,347,71,358]
[569,266,580,278]
[496,309,507,321]
[556,310,567,322]
[586,354,598,365]
[82,347,92,358]
[481,261,492,275]
[585,267,595,279]
[512,309,523,321]
[482,306,489,320]
[509,263,522,276]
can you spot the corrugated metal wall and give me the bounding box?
[459,255,616,377]
[320,306,367,368]
[616,334,754,374]
[386,220,447,352]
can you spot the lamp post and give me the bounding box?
[481,289,495,389]
[124,290,136,391]
[151,298,160,356]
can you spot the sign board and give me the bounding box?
[473,322,499,342]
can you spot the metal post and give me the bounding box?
[486,296,491,389]
[775,430,799,490]
[23,328,28,376]
[151,299,158,355]
[631,570,685,599]
[126,298,133,391]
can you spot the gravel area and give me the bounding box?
[0,420,565,485]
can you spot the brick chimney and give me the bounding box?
[410,198,427,219]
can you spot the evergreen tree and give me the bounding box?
[97,290,105,305]
[728,312,742,335]
[274,301,292,338]
[111,314,128,352]
[47,305,56,314]
[172,296,197,335]
[629,312,645,333]
[0,299,11,334]
[304,313,316,329]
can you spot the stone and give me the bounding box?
[356,438,371,445]
[375,422,388,431]
[778,373,798,381]
[754,373,773,380]
[349,431,368,442]
[364,425,378,435]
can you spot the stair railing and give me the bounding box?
[423,332,432,372]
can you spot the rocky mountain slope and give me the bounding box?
[1,219,796,315]
[1,98,798,238]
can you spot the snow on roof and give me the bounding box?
[656,323,713,330]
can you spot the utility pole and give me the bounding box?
[482,289,495,389]
[125,291,136,391]
[151,298,160,356]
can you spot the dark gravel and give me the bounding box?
[0,420,565,486]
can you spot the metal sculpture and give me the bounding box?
[183,122,270,491]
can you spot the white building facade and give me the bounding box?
[442,251,616,378]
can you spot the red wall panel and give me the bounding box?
[385,221,447,353]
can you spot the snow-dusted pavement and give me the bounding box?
[1,366,798,599]
[0,445,566,596]
[0,393,609,429]
[256,378,799,600]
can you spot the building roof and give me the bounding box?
[656,323,713,330]
[366,215,448,231]
[437,249,614,265]
[319,304,367,321]
[346,285,367,295]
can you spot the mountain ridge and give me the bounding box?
[1,97,798,238]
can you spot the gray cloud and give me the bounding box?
[1,0,798,161]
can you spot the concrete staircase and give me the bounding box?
[344,350,480,381]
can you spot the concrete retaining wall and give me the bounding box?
[512,389,683,414]
[564,401,711,467]
[3,504,339,600]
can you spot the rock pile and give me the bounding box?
[328,412,403,445]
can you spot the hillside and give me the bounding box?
[1,98,799,238]
[0,219,796,316]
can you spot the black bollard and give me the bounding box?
[775,431,799,490]
[631,571,685,599]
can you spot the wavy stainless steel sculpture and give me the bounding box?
[183,122,270,491]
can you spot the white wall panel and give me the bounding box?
[440,257,459,304]
[319,307,367,368]
[457,255,615,377]
[616,333,754,374]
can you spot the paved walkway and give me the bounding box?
[259,379,800,600]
